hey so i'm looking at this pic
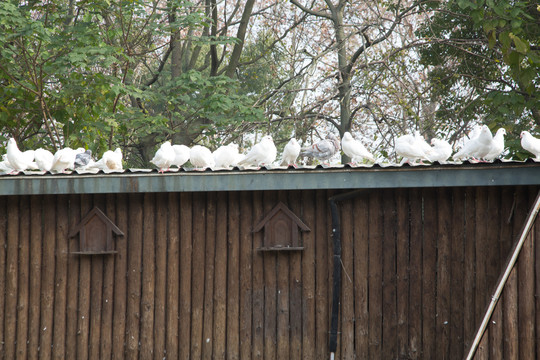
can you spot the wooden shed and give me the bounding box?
[1,161,540,359]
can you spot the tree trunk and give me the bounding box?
[225,0,256,78]
[332,7,351,163]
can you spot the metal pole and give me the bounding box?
[465,190,540,360]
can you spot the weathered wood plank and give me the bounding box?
[154,192,168,360]
[202,192,217,360]
[190,192,206,359]
[396,189,410,359]
[16,197,30,359]
[518,187,536,359]
[449,188,465,360]
[353,192,369,358]
[227,191,240,360]
[165,193,180,359]
[52,195,69,359]
[340,197,355,359]
[140,193,156,359]
[276,188,290,360]
[408,188,423,358]
[315,190,328,359]
[535,203,540,360]
[474,187,489,360]
[213,191,228,359]
[436,188,451,357]
[239,191,253,360]
[327,189,337,359]
[65,195,80,360]
[89,196,105,360]
[486,187,503,360]
[125,193,143,359]
[0,197,6,357]
[40,195,57,360]
[5,196,19,360]
[421,188,437,359]
[288,191,303,360]
[179,192,193,359]
[503,188,521,360]
[276,251,290,360]
[251,191,265,360]
[112,193,128,360]
[497,186,515,359]
[382,190,397,359]
[368,190,383,358]
[463,187,476,355]
[99,195,116,360]
[301,190,316,360]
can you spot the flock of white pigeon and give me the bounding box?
[2,126,540,174]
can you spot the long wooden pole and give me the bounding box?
[466,190,540,360]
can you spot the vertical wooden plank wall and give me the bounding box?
[0,186,539,359]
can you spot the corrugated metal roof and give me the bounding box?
[0,159,539,195]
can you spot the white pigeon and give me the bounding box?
[484,128,506,161]
[280,138,301,167]
[6,138,35,171]
[429,138,452,163]
[521,131,540,159]
[213,143,240,168]
[92,148,123,171]
[300,133,341,163]
[34,148,55,171]
[341,132,375,164]
[0,154,14,172]
[414,131,435,159]
[151,141,176,173]
[395,134,431,164]
[171,144,190,168]
[51,147,77,173]
[452,125,493,161]
[190,145,215,169]
[238,135,277,167]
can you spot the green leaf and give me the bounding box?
[509,33,529,54]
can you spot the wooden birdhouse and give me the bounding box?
[254,202,310,251]
[69,207,124,255]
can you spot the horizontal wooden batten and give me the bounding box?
[0,161,539,195]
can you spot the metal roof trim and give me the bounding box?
[0,159,539,195]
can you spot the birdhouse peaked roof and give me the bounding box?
[253,202,311,233]
[68,206,124,238]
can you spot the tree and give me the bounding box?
[417,0,540,156]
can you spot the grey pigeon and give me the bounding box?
[301,133,340,162]
[75,149,93,168]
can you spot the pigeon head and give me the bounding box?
[8,138,17,149]
[343,132,353,141]
[288,138,299,146]
[520,131,528,139]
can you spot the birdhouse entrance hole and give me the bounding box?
[254,202,310,251]
[69,207,124,255]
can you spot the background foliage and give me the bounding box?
[1,0,539,165]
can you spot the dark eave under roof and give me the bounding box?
[1,159,539,196]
